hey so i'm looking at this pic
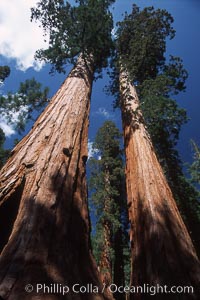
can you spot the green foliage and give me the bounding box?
[0,78,49,133]
[19,78,49,107]
[162,56,188,94]
[107,6,181,106]
[0,76,49,169]
[89,121,130,286]
[91,224,104,265]
[0,66,10,83]
[31,0,115,73]
[139,58,188,150]
[116,4,175,83]
[190,140,200,185]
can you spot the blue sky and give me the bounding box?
[0,0,199,165]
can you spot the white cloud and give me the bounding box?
[95,107,113,119]
[88,141,101,160]
[0,100,28,137]
[111,27,117,38]
[0,118,15,137]
[0,81,4,89]
[88,141,95,159]
[0,0,47,71]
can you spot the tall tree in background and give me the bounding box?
[0,1,114,299]
[114,5,200,298]
[89,121,129,298]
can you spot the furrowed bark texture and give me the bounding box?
[0,57,112,300]
[120,70,200,300]
[99,221,112,287]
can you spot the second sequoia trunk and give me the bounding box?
[0,57,112,300]
[120,70,200,299]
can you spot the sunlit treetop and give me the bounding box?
[108,5,187,106]
[31,0,115,74]
[116,4,175,83]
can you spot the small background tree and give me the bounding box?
[89,121,130,297]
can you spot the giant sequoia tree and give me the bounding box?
[0,1,114,299]
[115,5,200,299]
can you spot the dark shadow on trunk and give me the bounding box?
[131,195,200,300]
[0,169,111,300]
[113,228,125,300]
[0,178,25,254]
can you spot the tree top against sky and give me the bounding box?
[116,4,176,83]
[31,0,115,73]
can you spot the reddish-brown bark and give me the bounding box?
[0,57,112,300]
[120,70,200,299]
[99,221,112,287]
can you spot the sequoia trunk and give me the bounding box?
[0,57,112,300]
[119,70,200,299]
